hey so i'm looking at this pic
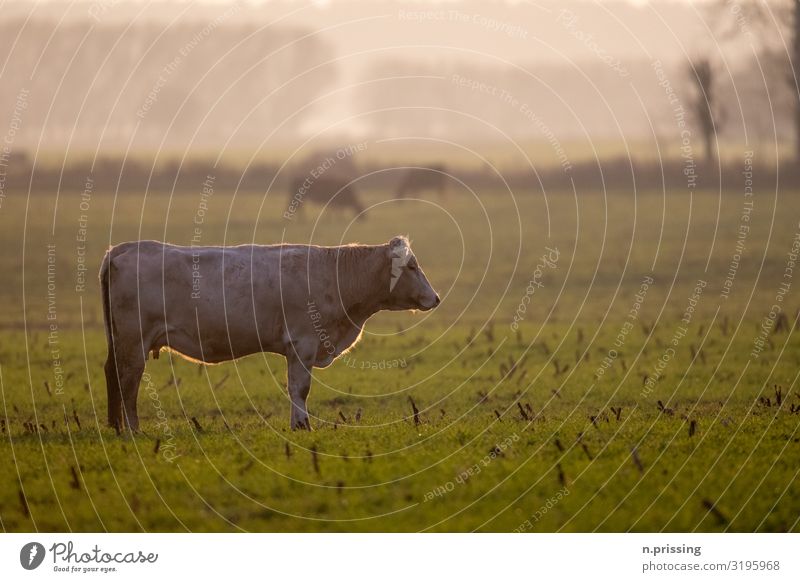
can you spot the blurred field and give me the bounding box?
[1,184,799,532]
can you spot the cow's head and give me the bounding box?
[386,236,440,311]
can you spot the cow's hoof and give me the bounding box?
[292,419,312,431]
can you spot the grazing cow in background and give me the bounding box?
[100,236,439,431]
[286,174,364,220]
[286,147,365,220]
[395,165,448,199]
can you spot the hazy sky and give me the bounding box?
[2,0,782,151]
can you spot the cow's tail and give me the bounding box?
[100,248,122,429]
[100,250,114,356]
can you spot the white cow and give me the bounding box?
[100,236,439,430]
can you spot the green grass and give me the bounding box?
[0,185,799,532]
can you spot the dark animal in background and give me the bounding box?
[286,148,365,220]
[395,165,448,199]
[287,174,364,219]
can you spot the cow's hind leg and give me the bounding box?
[105,355,123,430]
[286,343,316,430]
[119,353,146,432]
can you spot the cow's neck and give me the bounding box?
[334,244,390,323]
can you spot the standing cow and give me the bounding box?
[286,148,365,220]
[395,165,448,199]
[100,236,439,431]
[286,174,364,220]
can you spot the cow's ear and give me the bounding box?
[389,235,409,249]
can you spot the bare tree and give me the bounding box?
[714,0,800,161]
[793,0,800,161]
[686,58,723,164]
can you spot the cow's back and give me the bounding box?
[105,241,304,362]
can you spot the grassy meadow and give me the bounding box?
[1,182,799,532]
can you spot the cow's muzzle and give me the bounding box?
[419,294,440,311]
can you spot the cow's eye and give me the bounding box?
[408,263,418,271]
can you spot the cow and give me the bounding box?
[285,148,365,220]
[395,166,448,199]
[285,174,364,220]
[100,236,439,431]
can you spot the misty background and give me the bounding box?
[0,0,796,192]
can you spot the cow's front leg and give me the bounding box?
[286,346,315,430]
